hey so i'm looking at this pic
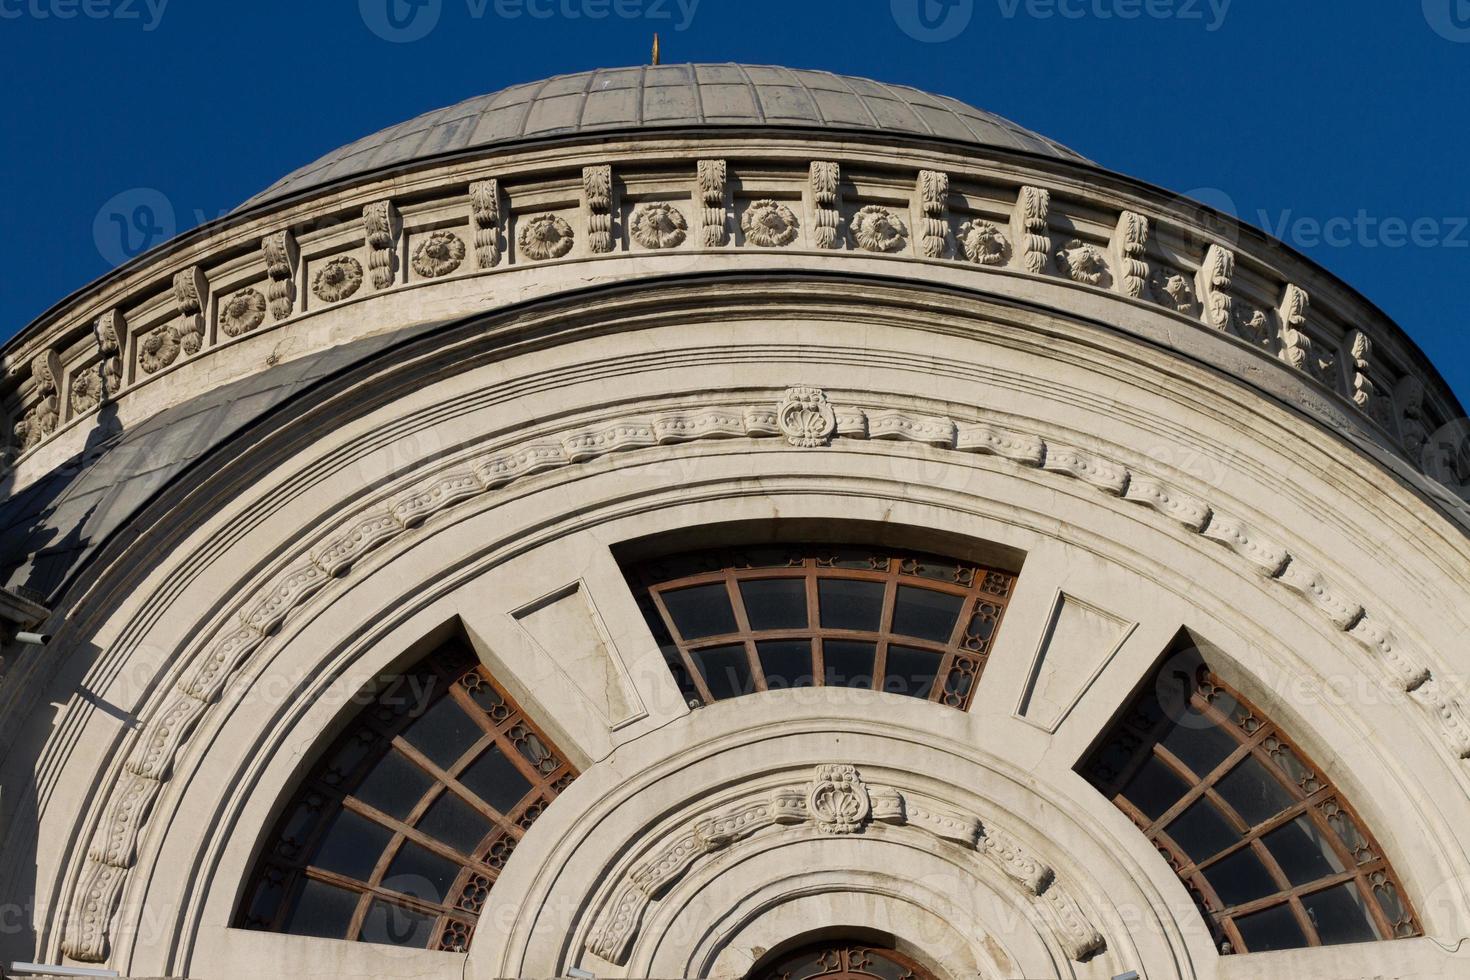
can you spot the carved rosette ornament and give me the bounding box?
[411,231,467,278]
[741,199,799,247]
[1150,265,1196,314]
[70,366,105,415]
[630,202,688,249]
[1055,239,1107,285]
[312,256,364,303]
[851,205,909,254]
[777,385,837,447]
[139,325,182,375]
[807,764,871,834]
[958,219,1010,266]
[220,288,267,337]
[518,214,575,260]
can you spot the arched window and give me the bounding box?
[627,545,1017,711]
[750,940,936,980]
[236,640,574,951]
[1081,648,1419,953]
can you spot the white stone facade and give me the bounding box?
[1,66,1468,979]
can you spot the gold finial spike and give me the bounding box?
[651,33,660,65]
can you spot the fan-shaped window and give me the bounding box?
[627,546,1017,710]
[1081,648,1419,953]
[236,640,574,951]
[750,940,936,980]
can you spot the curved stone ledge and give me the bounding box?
[2,134,1457,495]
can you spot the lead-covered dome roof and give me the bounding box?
[241,63,1086,209]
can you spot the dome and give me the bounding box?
[240,63,1086,209]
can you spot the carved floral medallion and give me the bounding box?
[741,199,799,247]
[1055,239,1107,285]
[851,205,909,253]
[220,288,267,337]
[630,202,688,249]
[312,256,364,303]
[140,324,182,375]
[807,763,872,834]
[958,219,1010,266]
[518,213,575,260]
[777,385,837,447]
[411,231,467,278]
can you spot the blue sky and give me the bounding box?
[3,1,1468,404]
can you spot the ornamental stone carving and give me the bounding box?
[411,230,467,278]
[584,165,614,253]
[807,763,871,834]
[261,229,299,320]
[70,365,105,415]
[468,179,503,268]
[363,201,399,289]
[629,202,688,249]
[696,159,728,247]
[1277,284,1313,373]
[1150,265,1196,314]
[741,199,799,247]
[917,169,950,258]
[172,265,208,355]
[777,385,837,447]
[1196,244,1235,331]
[220,288,267,337]
[958,219,1010,266]
[850,205,908,253]
[810,161,841,248]
[1109,211,1149,299]
[15,349,60,450]
[1055,239,1107,285]
[1009,185,1051,274]
[518,213,575,260]
[139,324,182,375]
[311,256,364,303]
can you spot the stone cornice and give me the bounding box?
[1,134,1458,496]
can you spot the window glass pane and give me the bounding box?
[1265,816,1347,886]
[360,899,437,948]
[823,640,877,689]
[1120,755,1191,821]
[284,878,361,939]
[883,645,942,699]
[311,809,393,882]
[457,744,532,815]
[691,644,754,700]
[818,579,886,632]
[415,790,492,856]
[1158,715,1240,780]
[1303,882,1381,946]
[353,748,435,821]
[890,586,964,643]
[739,578,808,630]
[1234,902,1307,952]
[1204,845,1281,908]
[661,583,737,640]
[402,695,482,770]
[384,839,461,905]
[757,639,814,688]
[662,646,700,702]
[1163,797,1241,864]
[1215,755,1297,825]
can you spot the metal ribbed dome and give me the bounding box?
[241,63,1084,209]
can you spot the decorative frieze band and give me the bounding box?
[583,764,1105,966]
[59,384,1470,962]
[3,156,1438,467]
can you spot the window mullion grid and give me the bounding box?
[300,865,454,931]
[807,569,825,685]
[388,734,527,840]
[724,570,767,693]
[871,565,900,693]
[648,585,716,705]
